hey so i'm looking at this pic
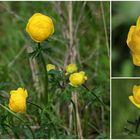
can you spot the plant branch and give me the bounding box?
[38,43,49,105]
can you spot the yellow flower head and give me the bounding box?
[9,88,28,113]
[69,71,87,87]
[26,13,54,43]
[46,64,56,72]
[65,64,78,75]
[127,16,140,66]
[129,85,140,108]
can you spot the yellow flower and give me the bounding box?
[65,64,78,75]
[129,85,140,108]
[9,88,28,113]
[127,16,140,66]
[46,64,56,72]
[69,71,87,87]
[26,13,54,43]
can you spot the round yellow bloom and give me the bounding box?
[129,85,140,108]
[46,64,56,72]
[9,88,28,113]
[26,13,54,43]
[65,64,78,75]
[127,16,140,66]
[69,71,87,87]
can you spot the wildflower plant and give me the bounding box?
[125,85,140,135]
[0,1,109,138]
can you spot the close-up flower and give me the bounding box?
[9,88,28,113]
[26,13,54,43]
[46,64,56,72]
[65,64,78,75]
[69,71,87,87]
[129,85,140,108]
[127,16,140,66]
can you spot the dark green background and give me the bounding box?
[112,1,140,77]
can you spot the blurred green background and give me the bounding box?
[112,1,140,77]
[112,79,140,138]
[0,1,110,139]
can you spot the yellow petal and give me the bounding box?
[66,64,77,74]
[132,53,140,66]
[136,16,140,27]
[129,96,140,108]
[69,82,78,87]
[126,25,136,48]
[133,85,139,95]
[84,76,87,80]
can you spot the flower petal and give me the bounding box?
[126,25,136,48]
[132,53,140,66]
[136,16,140,27]
[129,96,140,108]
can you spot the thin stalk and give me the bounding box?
[0,104,35,138]
[71,99,78,138]
[135,115,140,133]
[28,100,58,138]
[44,111,58,138]
[100,1,109,57]
[82,84,105,107]
[84,105,88,138]
[27,100,43,110]
[38,43,48,105]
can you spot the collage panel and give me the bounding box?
[112,79,140,139]
[112,1,140,77]
[0,1,110,139]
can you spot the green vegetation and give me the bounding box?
[0,1,109,138]
[112,79,140,138]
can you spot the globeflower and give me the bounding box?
[69,71,87,87]
[9,88,28,113]
[129,85,140,108]
[26,13,54,43]
[46,64,56,72]
[65,64,77,75]
[127,16,140,66]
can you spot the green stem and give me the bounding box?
[135,115,140,133]
[27,100,58,138]
[82,84,105,107]
[44,111,58,138]
[27,100,43,110]
[38,43,49,105]
[0,104,35,138]
[71,99,78,138]
[100,1,109,57]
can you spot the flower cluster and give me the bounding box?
[8,13,88,114]
[127,16,140,66]
[46,63,87,87]
[66,64,87,87]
